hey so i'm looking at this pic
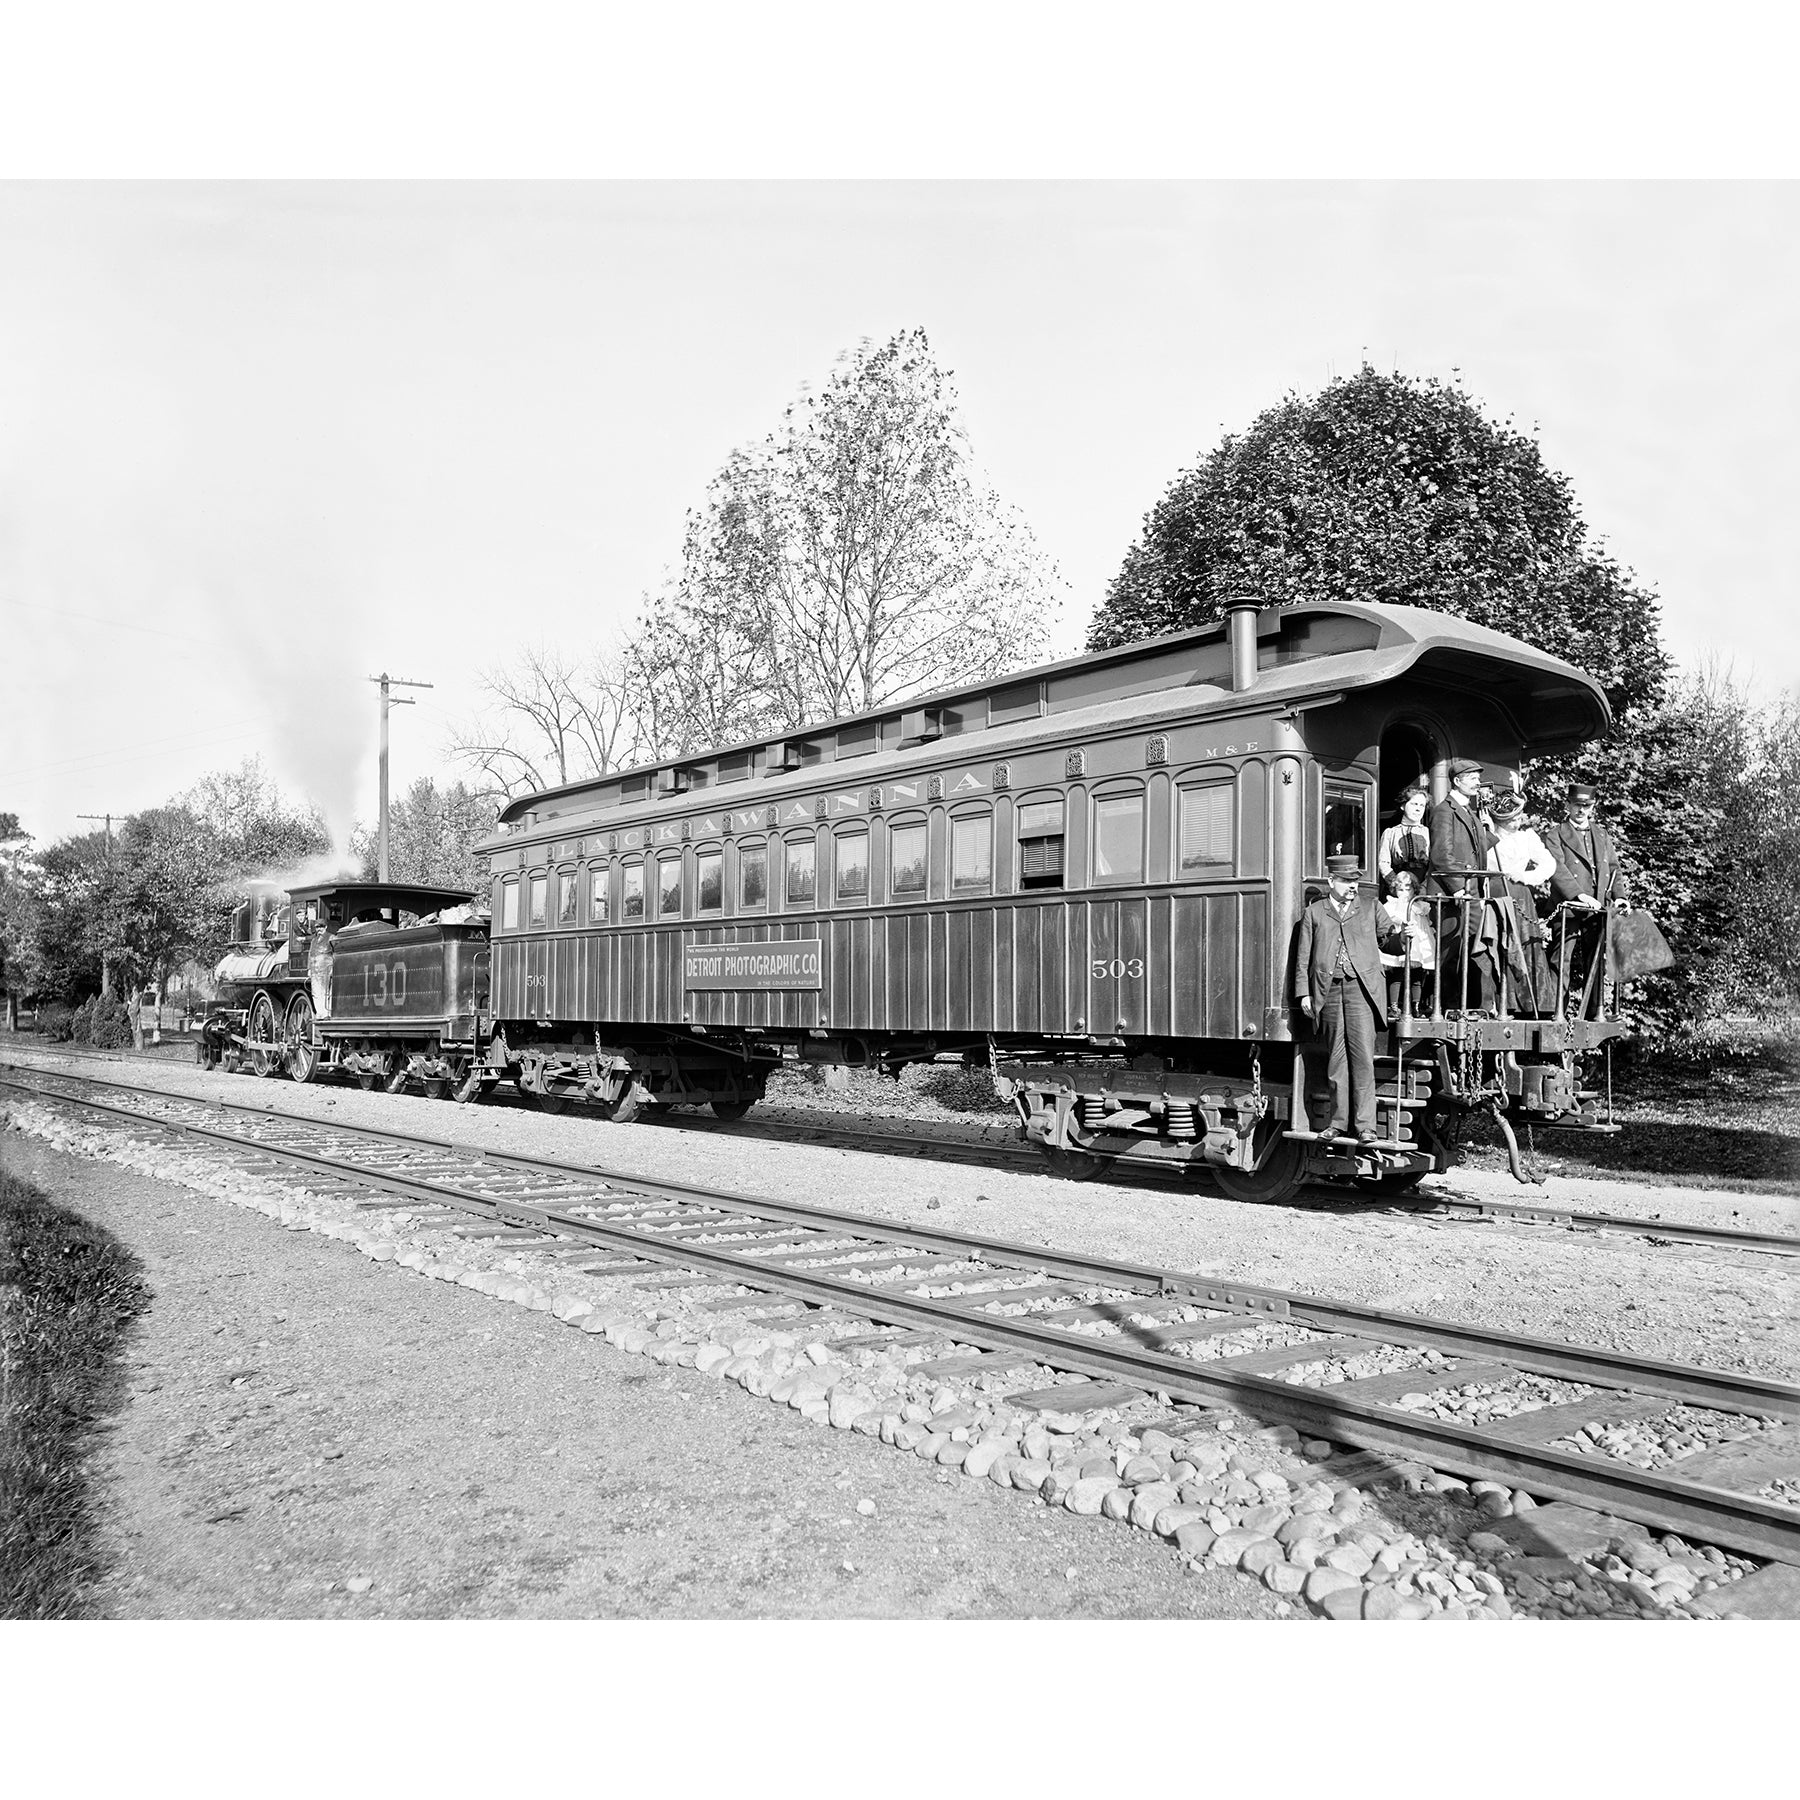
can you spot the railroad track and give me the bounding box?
[13,1045,1795,1259]
[5,1062,1798,1566]
[627,1105,1800,1259]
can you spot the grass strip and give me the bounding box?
[1,1166,149,1618]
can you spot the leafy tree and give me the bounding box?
[111,806,228,1001]
[180,757,331,876]
[1749,694,1800,1006]
[1085,364,1798,1034]
[1092,364,1668,719]
[28,831,114,1003]
[349,778,498,891]
[1635,678,1800,1016]
[17,761,333,1008]
[623,329,1064,759]
[1,813,39,1021]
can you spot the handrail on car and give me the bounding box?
[1390,869,1612,1028]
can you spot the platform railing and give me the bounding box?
[1392,870,1613,1027]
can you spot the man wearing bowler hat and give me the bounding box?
[1295,853,1393,1143]
[1543,782,1632,1013]
[1427,756,1497,1011]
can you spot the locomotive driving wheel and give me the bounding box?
[710,1097,755,1121]
[246,992,281,1078]
[284,994,319,1083]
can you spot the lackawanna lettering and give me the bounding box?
[524,736,1275,859]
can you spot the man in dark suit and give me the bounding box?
[1426,756,1497,1011]
[1542,783,1632,1013]
[1294,854,1394,1142]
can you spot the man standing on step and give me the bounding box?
[1295,854,1394,1144]
[1543,781,1632,1014]
[1427,756,1498,1011]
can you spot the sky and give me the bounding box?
[3,180,1797,851]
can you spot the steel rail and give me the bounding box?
[1429,1193,1800,1258]
[6,1068,1799,1563]
[5,1064,1797,1415]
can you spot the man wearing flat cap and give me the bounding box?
[1426,757,1498,1011]
[1295,854,1395,1143]
[1543,782,1631,1013]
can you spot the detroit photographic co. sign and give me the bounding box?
[683,939,824,991]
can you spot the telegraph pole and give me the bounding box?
[76,811,120,1000]
[367,674,433,882]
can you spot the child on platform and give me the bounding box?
[1380,869,1436,1017]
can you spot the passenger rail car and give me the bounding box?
[475,599,1632,1196]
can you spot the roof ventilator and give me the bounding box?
[1226,595,1260,692]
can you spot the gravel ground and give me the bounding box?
[1,1044,1793,1621]
[0,1130,1285,1620]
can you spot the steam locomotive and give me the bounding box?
[199,881,491,1098]
[202,599,1637,1197]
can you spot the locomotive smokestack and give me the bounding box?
[1226,596,1260,691]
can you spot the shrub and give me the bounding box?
[37,1003,75,1042]
[65,998,134,1049]
[83,999,135,1050]
[0,1168,150,1616]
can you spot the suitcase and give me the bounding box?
[1608,910,1675,981]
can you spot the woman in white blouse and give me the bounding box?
[1486,791,1557,1011]
[1377,782,1433,885]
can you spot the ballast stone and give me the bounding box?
[1240,1540,1284,1577]
[1128,1482,1180,1531]
[1100,1486,1135,1523]
[1265,1560,1308,1596]
[961,1440,1012,1481]
[1152,1504,1208,1539]
[1324,1543,1374,1578]
[1173,1522,1216,1559]
[1210,1529,1262,1565]
[1064,1476,1118,1517]
[1304,1567,1363,1607]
